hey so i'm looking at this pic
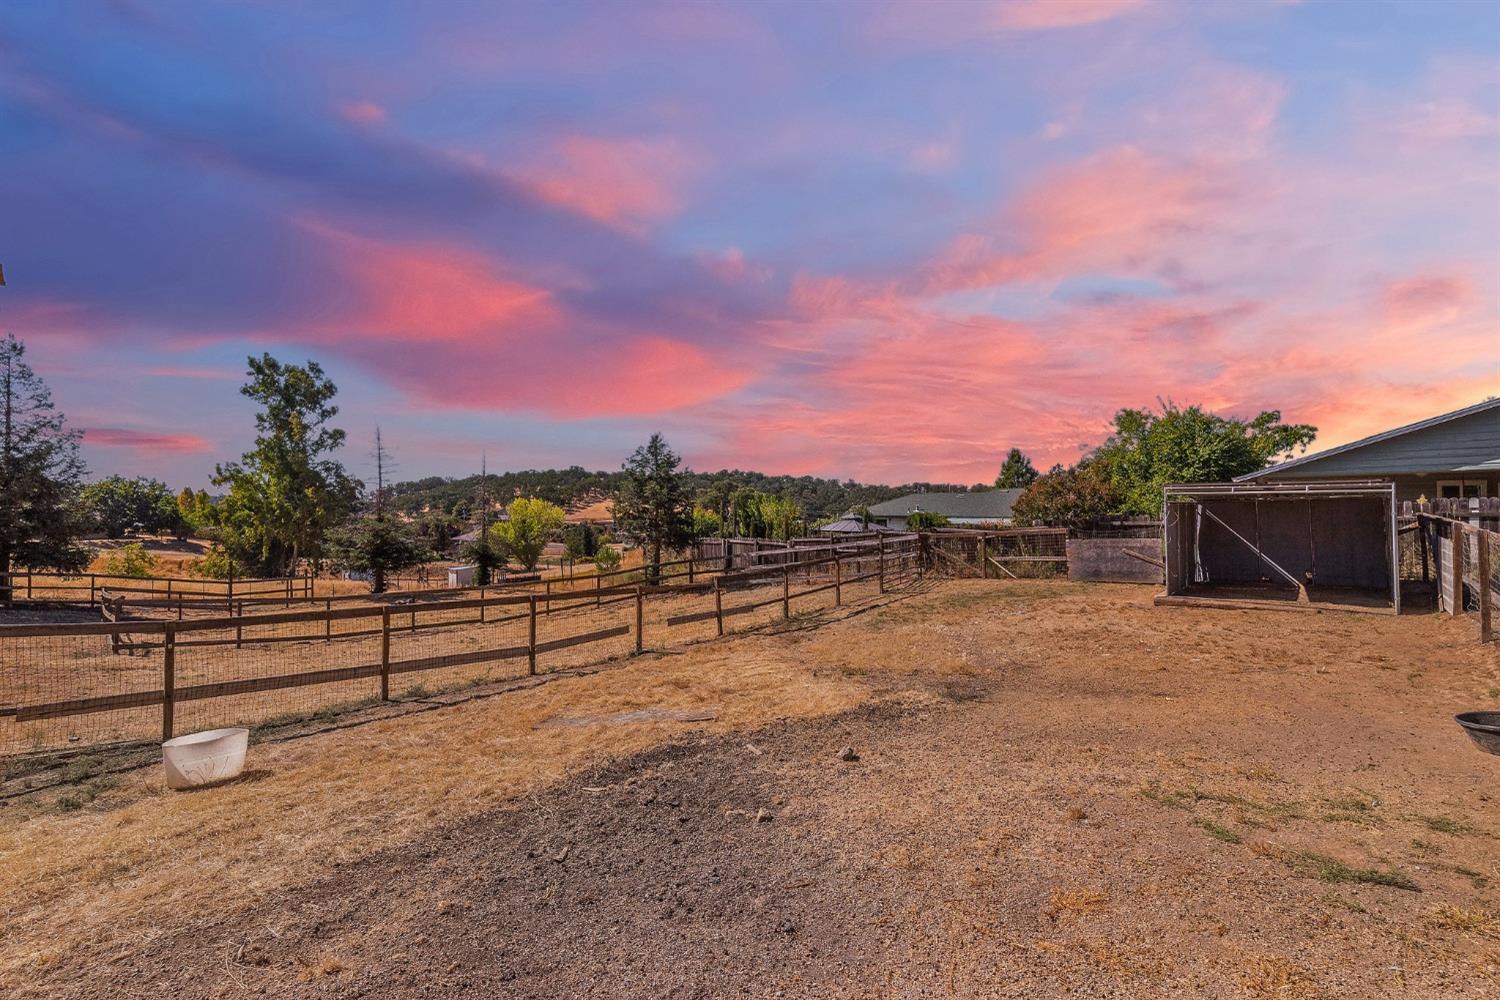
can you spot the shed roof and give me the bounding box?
[1237,397,1500,481]
[867,489,1023,520]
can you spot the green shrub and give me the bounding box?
[100,543,155,579]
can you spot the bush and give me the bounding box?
[905,511,951,531]
[190,545,248,580]
[594,543,622,571]
[100,543,156,579]
[1012,462,1119,527]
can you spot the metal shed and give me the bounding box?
[1157,480,1399,615]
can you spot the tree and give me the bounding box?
[1011,461,1120,527]
[905,510,951,531]
[327,517,430,593]
[614,433,693,582]
[1093,403,1316,514]
[81,475,178,538]
[691,507,723,539]
[326,429,430,592]
[0,334,90,602]
[491,497,565,571]
[593,542,622,571]
[100,542,156,579]
[996,448,1039,489]
[212,355,356,576]
[563,522,599,560]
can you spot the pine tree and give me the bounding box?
[996,448,1040,489]
[0,334,89,602]
[327,429,431,593]
[614,433,692,583]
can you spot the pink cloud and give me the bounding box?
[297,221,559,342]
[1380,274,1476,327]
[338,101,387,125]
[991,0,1149,32]
[515,134,699,232]
[84,428,214,453]
[918,146,1240,295]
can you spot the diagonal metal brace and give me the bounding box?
[1195,503,1309,603]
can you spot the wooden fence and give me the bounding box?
[0,570,312,607]
[1407,500,1497,645]
[1,535,923,753]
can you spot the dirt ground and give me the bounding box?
[3,580,1499,998]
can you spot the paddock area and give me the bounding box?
[2,580,1497,998]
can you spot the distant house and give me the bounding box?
[816,516,890,535]
[1236,397,1500,502]
[867,489,1024,529]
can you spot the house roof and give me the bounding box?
[867,489,1024,521]
[1236,397,1500,481]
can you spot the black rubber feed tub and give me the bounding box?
[1456,712,1500,756]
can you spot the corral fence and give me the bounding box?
[0,571,312,608]
[923,527,1069,579]
[1404,498,1498,645]
[1,535,923,755]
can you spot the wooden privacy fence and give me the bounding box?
[0,570,312,607]
[0,535,922,754]
[1407,500,1498,645]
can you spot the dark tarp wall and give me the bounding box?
[1191,497,1390,590]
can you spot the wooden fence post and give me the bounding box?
[834,551,842,607]
[527,596,538,676]
[479,587,486,624]
[1479,530,1493,643]
[878,538,886,593]
[380,608,391,701]
[714,580,724,637]
[1419,523,1429,584]
[595,573,602,607]
[978,536,988,580]
[89,574,96,608]
[635,585,644,654]
[545,579,552,617]
[161,621,176,743]
[1450,526,1464,616]
[234,601,243,649]
[325,599,332,642]
[782,565,791,620]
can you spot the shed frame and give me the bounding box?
[1158,479,1399,615]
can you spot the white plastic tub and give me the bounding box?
[162,727,249,790]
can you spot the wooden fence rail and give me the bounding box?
[2,536,925,750]
[1412,511,1496,645]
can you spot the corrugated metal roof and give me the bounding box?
[867,489,1024,520]
[1237,397,1500,480]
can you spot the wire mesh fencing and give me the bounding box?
[1,536,929,756]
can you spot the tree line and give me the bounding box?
[0,332,1318,602]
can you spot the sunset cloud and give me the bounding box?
[0,2,1494,486]
[83,428,215,453]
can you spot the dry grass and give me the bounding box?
[0,592,890,991]
[1431,904,1500,938]
[4,578,1499,997]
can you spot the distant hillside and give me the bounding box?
[390,467,979,521]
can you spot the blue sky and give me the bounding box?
[1,0,1496,488]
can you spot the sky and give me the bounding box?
[1,0,1497,490]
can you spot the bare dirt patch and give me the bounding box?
[4,581,1499,997]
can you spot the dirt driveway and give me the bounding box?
[7,582,1500,998]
